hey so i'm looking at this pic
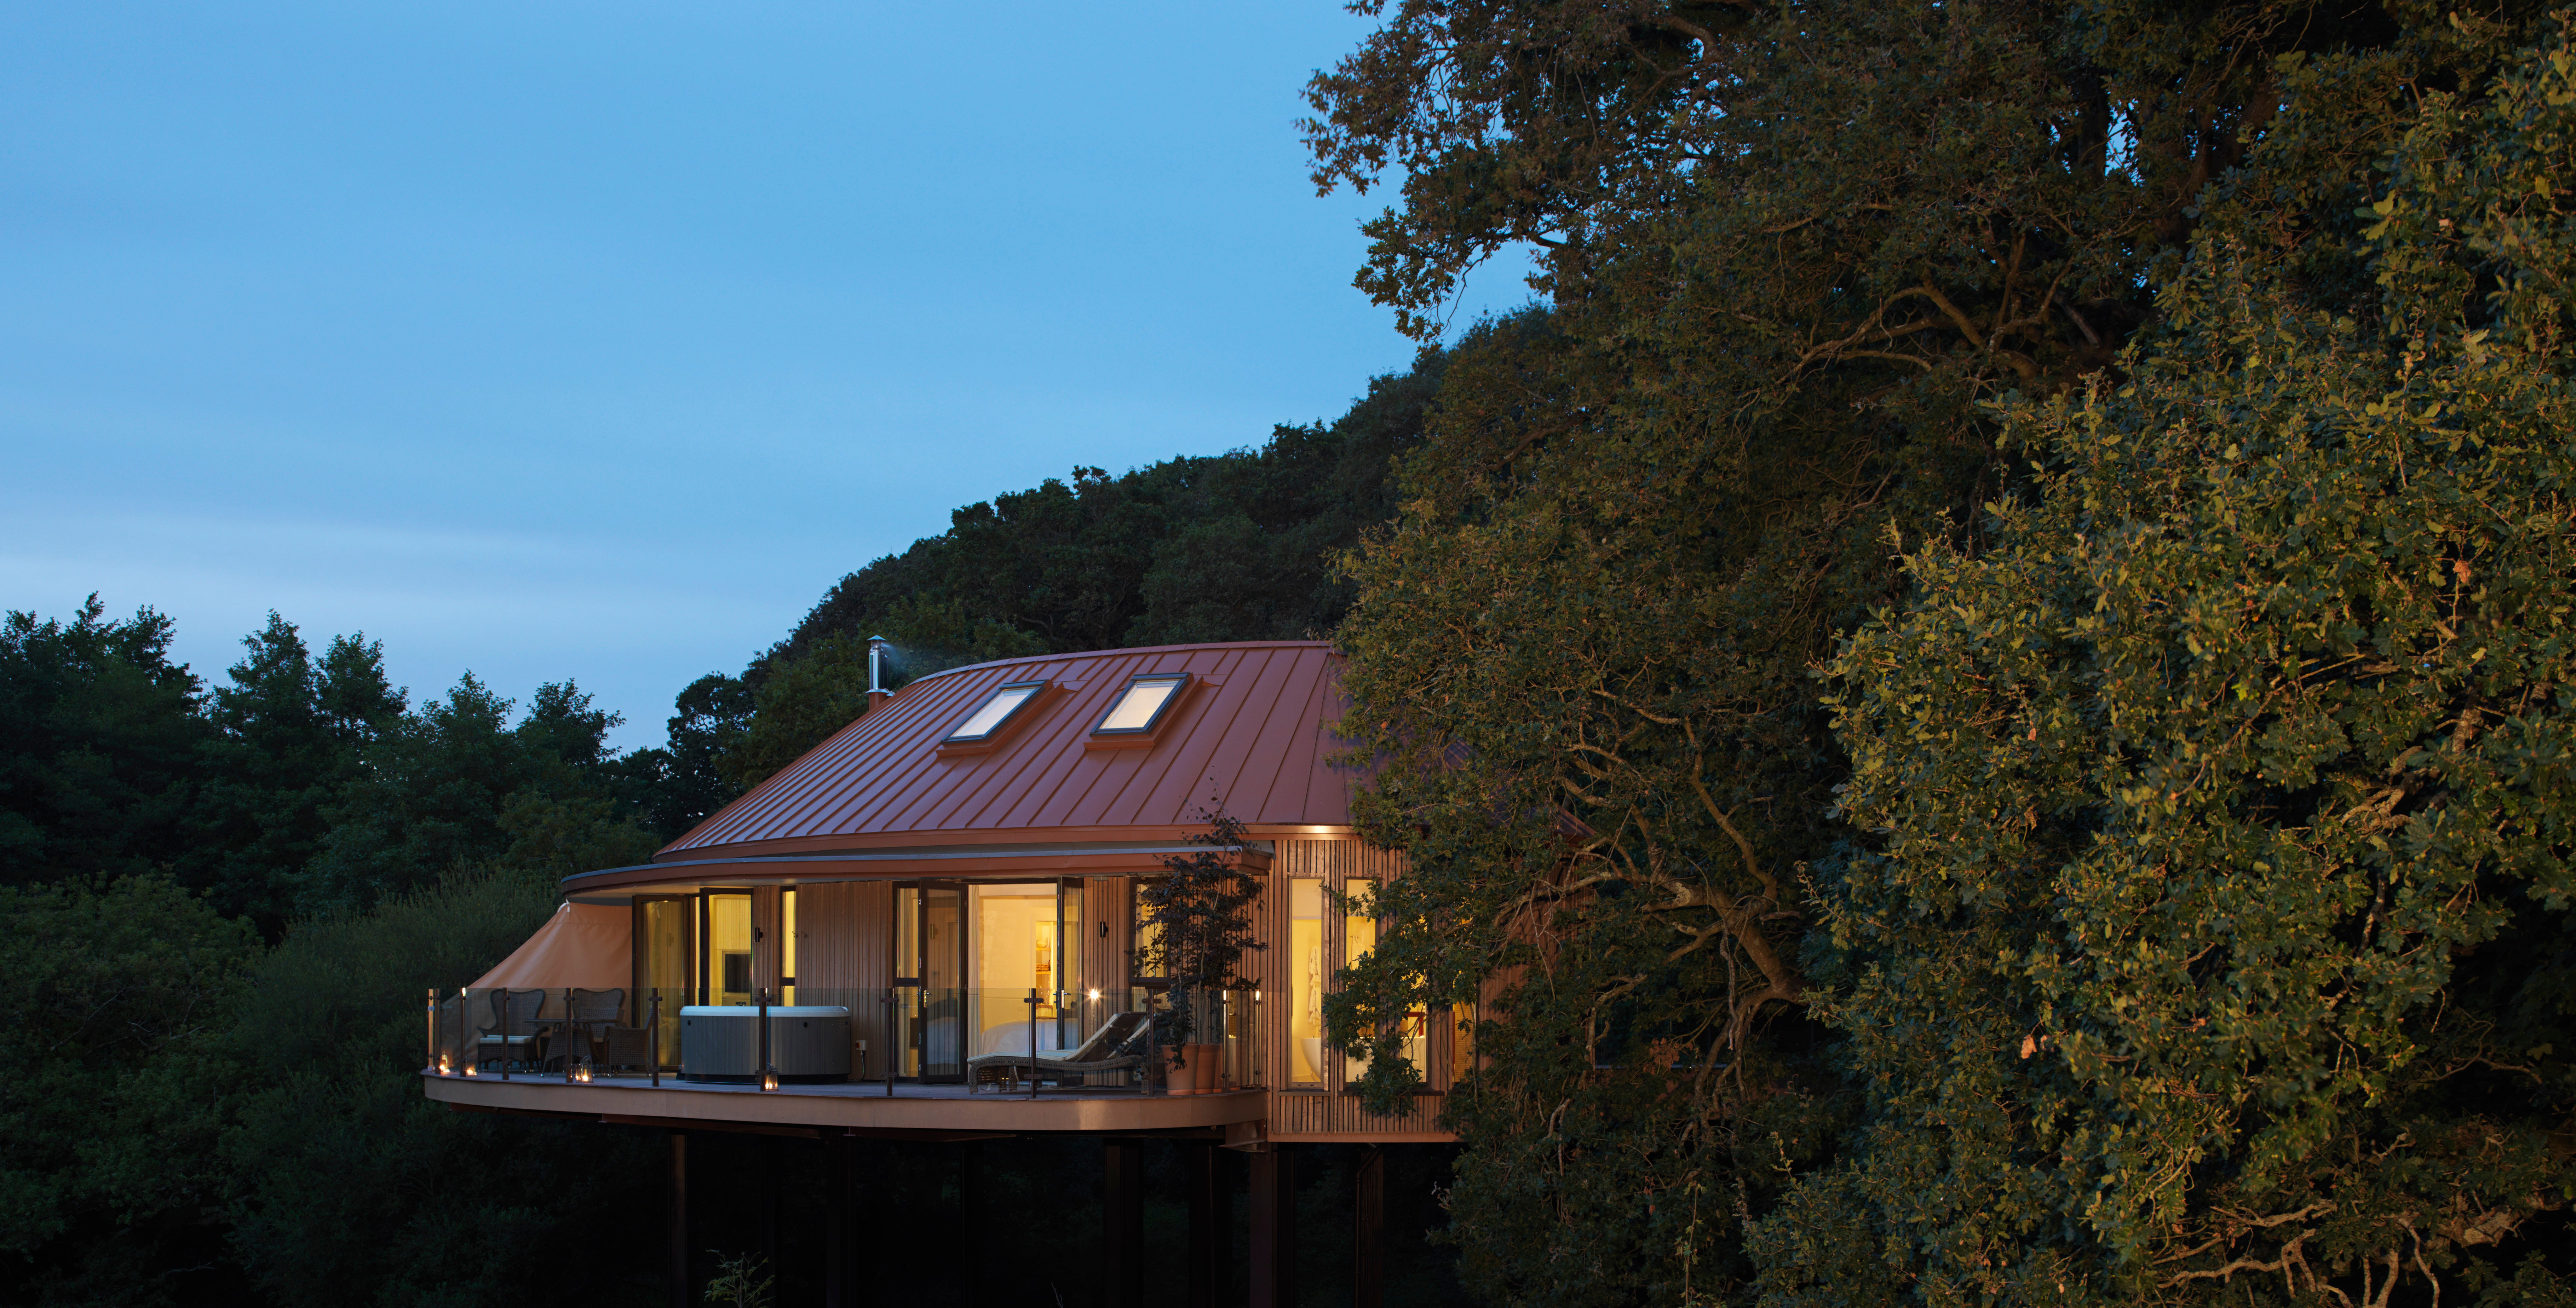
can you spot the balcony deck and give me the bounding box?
[421,1070,1267,1139]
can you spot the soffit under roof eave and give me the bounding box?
[562,840,1299,900]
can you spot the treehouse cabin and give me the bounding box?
[423,639,1461,1145]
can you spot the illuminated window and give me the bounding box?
[703,892,752,1005]
[1342,878,1426,1085]
[947,681,1046,742]
[1094,673,1188,735]
[1289,879,1326,1083]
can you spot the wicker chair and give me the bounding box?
[475,989,547,1071]
[549,987,625,1070]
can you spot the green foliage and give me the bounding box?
[686,356,1447,796]
[0,876,258,1305]
[183,615,406,932]
[1781,26,2576,1301]
[617,671,756,839]
[1136,808,1267,1043]
[772,358,1443,667]
[703,1253,774,1308]
[1314,0,2573,1304]
[718,633,895,793]
[305,674,658,914]
[225,867,663,1308]
[0,597,208,890]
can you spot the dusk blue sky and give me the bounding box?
[1,3,1533,749]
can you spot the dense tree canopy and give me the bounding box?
[19,4,2576,1303]
[1314,1,2573,1304]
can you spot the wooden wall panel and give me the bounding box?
[1084,877,1128,998]
[1260,839,1452,1141]
[789,881,895,1078]
[752,886,783,995]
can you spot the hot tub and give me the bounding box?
[678,1005,851,1083]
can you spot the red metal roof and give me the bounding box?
[660,641,1356,861]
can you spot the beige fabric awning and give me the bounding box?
[470,902,630,990]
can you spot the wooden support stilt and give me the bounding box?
[760,1134,779,1286]
[961,1140,983,1308]
[1210,1146,1233,1307]
[667,1131,689,1308]
[1186,1141,1217,1307]
[1248,1145,1294,1308]
[1102,1139,1142,1307]
[1355,1144,1385,1308]
[824,1133,848,1308]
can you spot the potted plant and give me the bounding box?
[1135,805,1264,1093]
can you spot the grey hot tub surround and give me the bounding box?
[679,1005,852,1083]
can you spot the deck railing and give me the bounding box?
[424,984,1262,1094]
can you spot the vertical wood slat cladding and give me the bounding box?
[849,881,892,1067]
[752,886,782,996]
[790,882,894,1070]
[1262,839,1451,1141]
[1085,877,1127,999]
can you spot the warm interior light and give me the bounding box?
[1096,674,1186,733]
[1086,988,1101,1002]
[947,681,1045,742]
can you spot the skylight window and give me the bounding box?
[1094,673,1189,735]
[946,681,1046,743]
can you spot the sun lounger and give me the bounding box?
[963,1010,1149,1091]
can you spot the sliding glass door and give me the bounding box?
[890,880,1087,1080]
[895,885,964,1080]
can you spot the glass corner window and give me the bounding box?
[946,680,1047,743]
[1093,673,1189,735]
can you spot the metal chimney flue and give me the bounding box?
[866,635,891,712]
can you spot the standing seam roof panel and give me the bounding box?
[657,642,1354,859]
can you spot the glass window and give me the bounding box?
[947,681,1045,742]
[1132,885,1165,981]
[1342,878,1427,1084]
[1289,879,1326,1083]
[1453,1000,1477,1077]
[1095,673,1187,734]
[894,886,963,1079]
[640,897,690,1067]
[971,883,1065,1055]
[1058,881,1084,1034]
[703,892,753,1005]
